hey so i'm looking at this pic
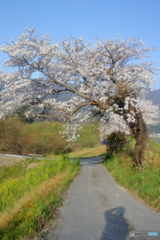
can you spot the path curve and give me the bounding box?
[45,156,160,240]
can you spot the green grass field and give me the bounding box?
[0,156,80,240]
[67,145,106,158]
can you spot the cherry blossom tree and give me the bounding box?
[99,100,159,141]
[0,28,159,167]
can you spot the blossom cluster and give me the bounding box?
[0,28,159,143]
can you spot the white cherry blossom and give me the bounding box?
[0,28,159,166]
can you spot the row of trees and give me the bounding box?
[0,28,159,166]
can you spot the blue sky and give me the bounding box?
[0,0,160,89]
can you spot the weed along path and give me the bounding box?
[45,156,160,240]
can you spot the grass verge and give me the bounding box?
[67,145,106,158]
[102,139,160,212]
[0,156,80,240]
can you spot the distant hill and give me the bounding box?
[145,89,160,134]
[145,89,160,106]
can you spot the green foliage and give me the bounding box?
[149,139,160,151]
[0,156,80,240]
[0,117,80,155]
[0,157,79,213]
[0,117,101,155]
[103,139,160,212]
[105,131,127,158]
[0,160,30,183]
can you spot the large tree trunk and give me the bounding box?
[128,112,148,167]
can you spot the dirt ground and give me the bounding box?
[0,156,25,167]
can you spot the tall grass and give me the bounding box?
[103,139,160,212]
[0,156,80,240]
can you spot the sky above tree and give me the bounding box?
[0,0,160,89]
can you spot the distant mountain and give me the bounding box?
[145,89,160,106]
[145,89,160,134]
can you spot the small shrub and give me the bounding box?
[106,131,127,158]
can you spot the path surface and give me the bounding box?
[45,157,160,240]
[0,153,44,159]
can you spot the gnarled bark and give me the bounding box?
[128,112,148,167]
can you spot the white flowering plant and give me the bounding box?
[0,28,159,166]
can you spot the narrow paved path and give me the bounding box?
[45,157,160,240]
